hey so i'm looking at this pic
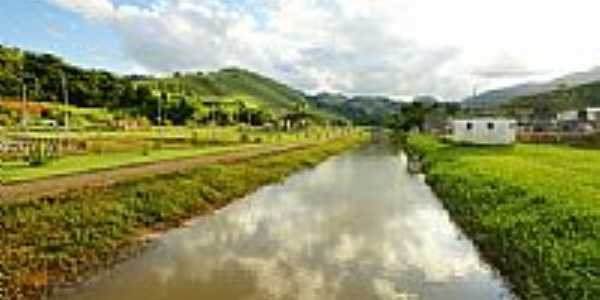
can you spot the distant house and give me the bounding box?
[556,107,600,132]
[450,118,517,145]
[583,107,600,123]
[557,110,579,122]
[557,109,582,132]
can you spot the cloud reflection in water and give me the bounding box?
[62,145,514,300]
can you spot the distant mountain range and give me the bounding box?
[306,93,404,126]
[463,66,600,106]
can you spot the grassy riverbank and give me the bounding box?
[0,144,259,183]
[1,127,350,184]
[406,135,600,300]
[0,136,364,299]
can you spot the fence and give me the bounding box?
[0,138,86,161]
[517,131,600,145]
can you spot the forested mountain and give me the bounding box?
[0,44,155,109]
[306,93,403,126]
[462,83,547,106]
[504,81,600,112]
[0,45,343,126]
[147,68,308,114]
[463,66,600,106]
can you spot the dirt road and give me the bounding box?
[0,142,316,202]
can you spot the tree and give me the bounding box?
[165,97,195,125]
[396,102,428,132]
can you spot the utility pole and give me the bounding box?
[208,98,217,142]
[158,92,164,141]
[21,80,27,131]
[61,72,69,135]
[58,72,69,154]
[34,77,39,98]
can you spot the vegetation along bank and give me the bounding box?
[406,134,600,300]
[0,136,364,300]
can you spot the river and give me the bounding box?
[59,144,515,300]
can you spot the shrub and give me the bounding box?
[191,130,201,146]
[28,142,51,167]
[240,133,251,143]
[141,143,151,156]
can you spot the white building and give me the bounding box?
[450,118,517,145]
[556,107,600,132]
[557,110,579,122]
[584,107,600,122]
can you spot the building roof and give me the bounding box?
[452,118,516,123]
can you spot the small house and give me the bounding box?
[556,107,600,132]
[584,107,600,121]
[450,118,517,145]
[557,110,581,132]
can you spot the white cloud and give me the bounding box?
[48,0,115,20]
[47,0,600,100]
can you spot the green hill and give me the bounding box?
[0,45,348,126]
[504,81,600,112]
[464,66,600,107]
[307,93,404,126]
[138,68,309,115]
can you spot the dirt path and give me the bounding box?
[0,142,318,203]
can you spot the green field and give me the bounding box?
[0,136,364,299]
[0,144,256,183]
[3,126,351,142]
[406,135,600,300]
[1,127,359,183]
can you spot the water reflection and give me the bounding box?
[61,144,514,300]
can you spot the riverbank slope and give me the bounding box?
[0,136,364,299]
[406,135,600,300]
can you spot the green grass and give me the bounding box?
[0,136,364,299]
[5,126,354,143]
[406,135,600,300]
[5,126,241,140]
[0,144,258,183]
[1,127,364,183]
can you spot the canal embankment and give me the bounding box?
[0,136,364,300]
[405,134,600,300]
[56,142,515,300]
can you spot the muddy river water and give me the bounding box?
[61,144,515,300]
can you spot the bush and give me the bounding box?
[152,139,163,150]
[191,130,201,146]
[28,142,51,167]
[240,133,251,143]
[141,143,151,156]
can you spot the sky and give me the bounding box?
[1,0,600,101]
